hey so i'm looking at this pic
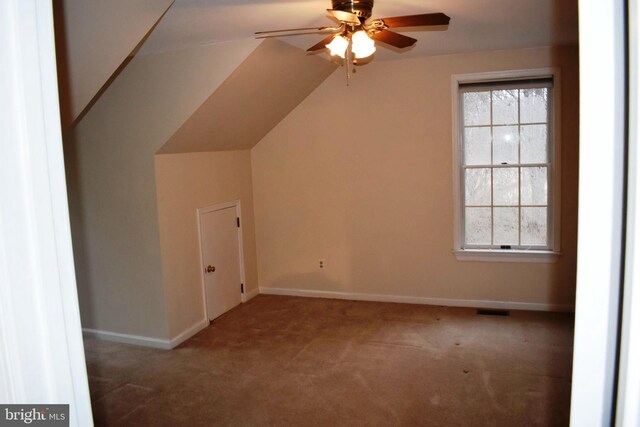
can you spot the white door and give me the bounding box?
[200,206,243,321]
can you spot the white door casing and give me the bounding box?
[198,201,245,321]
[0,0,93,424]
[570,0,628,425]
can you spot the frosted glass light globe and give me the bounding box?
[351,30,376,59]
[326,35,349,59]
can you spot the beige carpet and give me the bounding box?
[84,295,574,426]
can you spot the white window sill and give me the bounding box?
[453,249,561,263]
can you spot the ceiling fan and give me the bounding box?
[255,0,450,73]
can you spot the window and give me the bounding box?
[452,70,561,262]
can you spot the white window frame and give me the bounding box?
[451,68,562,263]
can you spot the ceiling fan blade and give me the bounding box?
[256,31,337,39]
[327,9,360,24]
[370,30,417,49]
[255,26,337,35]
[375,13,450,29]
[307,33,338,51]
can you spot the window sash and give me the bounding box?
[459,82,554,251]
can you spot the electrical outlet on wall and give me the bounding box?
[318,259,325,269]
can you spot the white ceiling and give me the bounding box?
[138,0,578,60]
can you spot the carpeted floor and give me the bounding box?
[84,295,574,426]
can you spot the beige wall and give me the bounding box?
[65,39,259,339]
[251,46,579,308]
[155,151,258,338]
[54,0,174,127]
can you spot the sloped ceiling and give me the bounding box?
[157,39,337,154]
[54,0,174,128]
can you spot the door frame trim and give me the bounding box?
[197,200,248,321]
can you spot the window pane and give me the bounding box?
[494,207,519,245]
[493,126,519,164]
[520,88,548,123]
[493,168,519,205]
[521,167,548,205]
[521,207,547,246]
[492,90,518,125]
[463,92,490,126]
[465,208,491,244]
[520,124,548,164]
[465,168,491,205]
[459,82,554,251]
[464,127,491,165]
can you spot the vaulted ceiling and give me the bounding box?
[54,0,174,127]
[158,39,337,153]
[55,0,578,152]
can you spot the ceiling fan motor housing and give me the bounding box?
[331,0,374,20]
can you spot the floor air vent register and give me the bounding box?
[476,308,510,316]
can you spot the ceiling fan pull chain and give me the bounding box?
[345,55,350,86]
[345,39,352,86]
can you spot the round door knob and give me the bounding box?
[206,265,216,273]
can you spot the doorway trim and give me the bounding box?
[0,0,92,421]
[196,200,248,321]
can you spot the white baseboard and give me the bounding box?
[82,289,572,350]
[244,287,259,301]
[259,287,574,313]
[83,318,209,350]
[169,318,209,348]
[82,328,172,350]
